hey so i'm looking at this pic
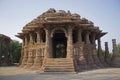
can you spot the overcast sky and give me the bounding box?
[0,0,120,52]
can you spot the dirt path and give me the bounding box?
[0,66,36,76]
[0,66,120,80]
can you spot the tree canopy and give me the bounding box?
[9,40,22,63]
[117,43,120,55]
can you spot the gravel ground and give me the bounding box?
[0,66,120,80]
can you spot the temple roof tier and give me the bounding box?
[16,8,107,39]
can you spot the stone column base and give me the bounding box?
[30,58,42,70]
[111,56,120,67]
[24,57,34,68]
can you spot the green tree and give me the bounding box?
[109,52,113,58]
[56,43,66,58]
[117,43,120,55]
[9,40,22,63]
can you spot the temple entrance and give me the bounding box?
[52,30,67,58]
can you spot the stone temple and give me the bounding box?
[0,34,11,66]
[16,8,118,73]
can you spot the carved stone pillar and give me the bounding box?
[25,50,34,68]
[19,38,24,65]
[31,49,42,69]
[98,38,102,58]
[30,31,42,69]
[25,35,28,45]
[78,29,82,43]
[104,42,111,65]
[92,33,96,44]
[49,36,52,57]
[111,39,120,67]
[20,36,28,67]
[98,38,107,67]
[29,33,34,45]
[45,28,51,58]
[36,30,41,44]
[112,39,119,56]
[21,49,28,67]
[86,32,90,44]
[67,26,73,58]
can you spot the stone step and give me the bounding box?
[44,58,75,72]
[45,67,74,69]
[45,66,74,69]
[46,60,72,62]
[46,59,73,62]
[44,68,75,72]
[46,60,73,62]
[47,58,71,62]
[45,65,73,67]
[46,62,73,65]
[46,64,73,67]
[40,72,76,74]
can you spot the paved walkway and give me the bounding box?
[0,66,120,80]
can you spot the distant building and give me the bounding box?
[16,8,119,73]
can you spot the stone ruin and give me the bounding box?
[0,34,11,66]
[16,8,120,73]
[111,39,120,67]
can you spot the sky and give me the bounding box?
[0,0,120,52]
